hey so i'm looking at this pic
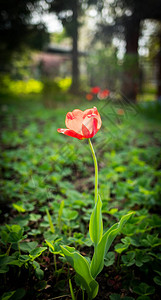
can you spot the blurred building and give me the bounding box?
[32,44,87,79]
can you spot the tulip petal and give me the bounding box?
[57,128,84,140]
[83,107,101,131]
[65,109,84,135]
[82,108,101,137]
[82,124,91,138]
[91,118,98,137]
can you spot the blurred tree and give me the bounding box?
[156,32,161,99]
[46,0,103,93]
[97,0,161,102]
[50,29,69,44]
[87,47,120,91]
[0,0,49,72]
[147,23,161,99]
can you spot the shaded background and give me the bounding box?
[0,0,161,103]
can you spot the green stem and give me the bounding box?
[54,254,57,272]
[82,289,84,300]
[88,139,98,204]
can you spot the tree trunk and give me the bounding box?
[157,33,161,99]
[121,18,141,102]
[70,0,79,93]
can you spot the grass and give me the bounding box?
[0,94,161,300]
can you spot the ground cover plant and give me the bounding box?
[0,96,161,300]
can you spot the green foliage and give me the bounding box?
[90,212,134,279]
[133,282,155,296]
[0,288,26,300]
[60,245,99,300]
[0,0,49,69]
[0,98,161,299]
[0,75,43,95]
[87,47,121,90]
[104,251,115,267]
[89,195,103,246]
[50,29,69,44]
[55,77,72,92]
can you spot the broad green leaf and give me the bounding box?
[0,288,25,300]
[6,225,24,244]
[19,241,38,253]
[19,255,30,263]
[133,282,155,296]
[9,288,26,300]
[89,195,103,246]
[90,212,134,279]
[7,225,22,233]
[7,260,22,267]
[0,230,9,244]
[60,245,98,300]
[45,240,62,255]
[135,251,150,267]
[115,243,129,254]
[122,252,135,267]
[0,265,9,273]
[35,268,44,280]
[12,203,26,213]
[8,230,24,243]
[62,209,78,221]
[104,251,115,267]
[110,293,121,300]
[0,254,22,268]
[29,214,41,221]
[0,255,10,266]
[153,276,161,286]
[29,247,47,260]
[0,291,16,300]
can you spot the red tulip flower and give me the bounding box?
[91,86,100,94]
[57,107,102,140]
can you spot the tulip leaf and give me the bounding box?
[90,212,135,279]
[60,245,98,300]
[89,194,103,246]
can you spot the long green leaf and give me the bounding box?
[46,208,55,234]
[89,195,103,246]
[90,212,135,279]
[60,245,98,300]
[58,200,64,230]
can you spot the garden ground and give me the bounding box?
[0,95,161,300]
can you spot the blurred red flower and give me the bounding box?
[117,108,125,115]
[98,89,110,99]
[57,107,102,140]
[86,93,93,101]
[91,86,101,94]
